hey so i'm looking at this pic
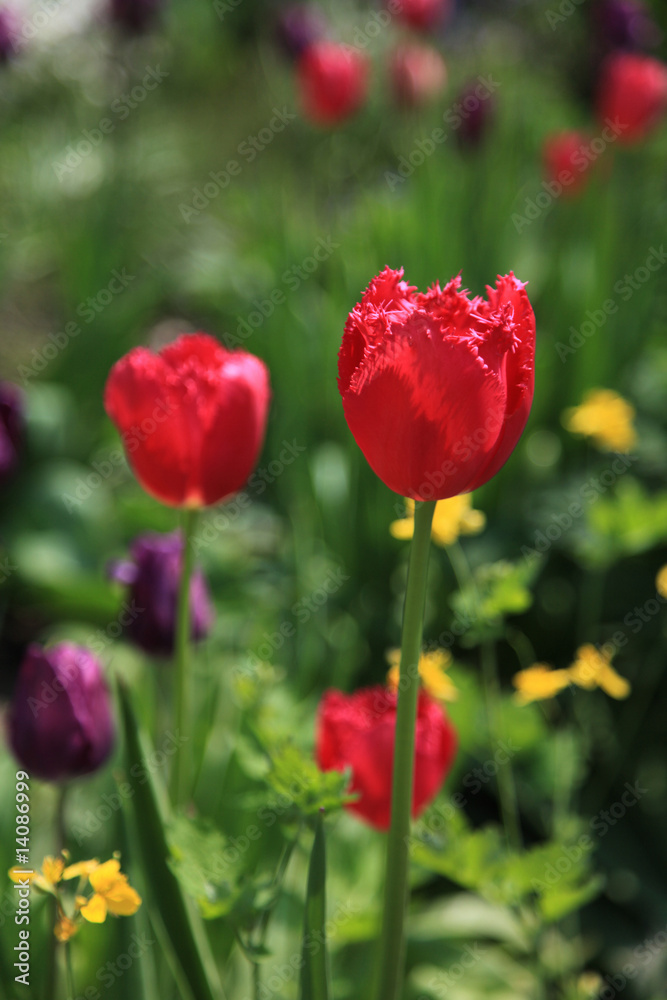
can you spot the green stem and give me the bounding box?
[169,507,199,809]
[64,940,75,1000]
[374,499,435,1000]
[45,786,68,1000]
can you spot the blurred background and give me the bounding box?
[1,0,667,997]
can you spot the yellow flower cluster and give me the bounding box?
[9,854,141,941]
[386,648,458,702]
[562,389,637,453]
[390,494,485,548]
[513,644,630,706]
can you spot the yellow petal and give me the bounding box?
[8,867,39,884]
[568,644,610,689]
[104,882,142,916]
[89,859,122,894]
[79,893,108,924]
[597,664,631,700]
[389,518,415,541]
[430,494,485,548]
[63,860,100,881]
[656,565,667,599]
[512,664,572,705]
[562,389,636,453]
[41,857,65,886]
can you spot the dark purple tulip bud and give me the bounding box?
[109,0,164,34]
[0,381,24,485]
[108,531,213,657]
[0,8,19,63]
[8,644,115,782]
[454,80,496,149]
[275,4,327,60]
[593,1,660,51]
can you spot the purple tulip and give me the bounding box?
[454,80,496,148]
[108,532,213,657]
[8,644,115,782]
[275,4,327,59]
[592,1,660,51]
[109,0,164,33]
[0,8,19,63]
[0,382,23,485]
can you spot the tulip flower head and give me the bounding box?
[597,52,667,143]
[104,333,270,508]
[391,0,453,32]
[297,41,369,126]
[108,531,213,656]
[0,7,19,62]
[0,381,23,485]
[563,388,636,453]
[276,4,327,59]
[338,267,535,501]
[455,80,496,149]
[316,685,457,829]
[543,131,595,198]
[8,644,115,782]
[390,43,447,108]
[593,1,659,52]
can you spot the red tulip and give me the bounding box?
[597,52,667,143]
[543,131,593,198]
[390,43,447,108]
[104,333,270,508]
[297,41,369,125]
[316,685,457,830]
[390,0,452,31]
[338,267,535,501]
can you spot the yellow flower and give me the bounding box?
[656,565,667,599]
[562,389,637,453]
[390,495,485,549]
[512,664,572,705]
[63,859,100,882]
[386,648,458,702]
[9,856,64,894]
[78,860,141,924]
[568,644,630,699]
[54,913,79,942]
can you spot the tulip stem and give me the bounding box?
[374,499,435,1000]
[169,507,198,808]
[65,940,75,1000]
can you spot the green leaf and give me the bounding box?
[117,680,227,1000]
[167,815,245,921]
[299,814,330,1000]
[573,478,667,567]
[538,875,605,922]
[263,739,354,818]
[450,560,539,646]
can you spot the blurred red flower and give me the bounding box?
[297,41,369,125]
[104,333,270,508]
[390,43,447,108]
[391,0,452,31]
[338,267,535,500]
[543,131,593,198]
[597,52,667,143]
[316,685,457,830]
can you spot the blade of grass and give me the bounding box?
[299,813,329,1000]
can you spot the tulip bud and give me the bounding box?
[596,52,667,143]
[275,4,327,60]
[592,1,660,52]
[296,41,369,126]
[109,0,164,34]
[0,7,19,62]
[108,531,213,657]
[390,43,447,108]
[543,131,593,198]
[390,0,453,32]
[454,81,496,149]
[0,381,24,485]
[8,644,115,782]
